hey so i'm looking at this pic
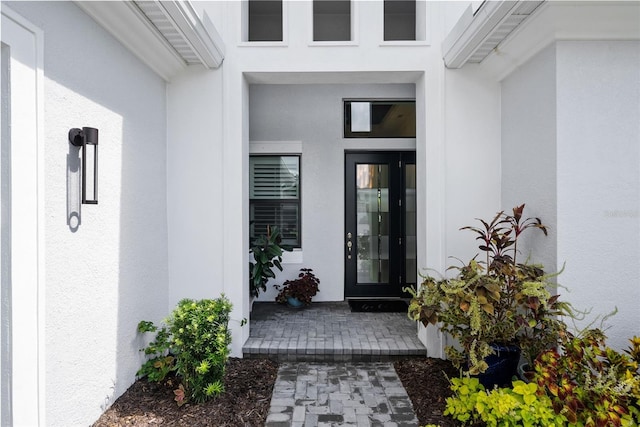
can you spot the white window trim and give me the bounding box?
[249,141,302,264]
[307,0,359,46]
[379,41,431,47]
[249,140,302,154]
[282,249,303,264]
[380,0,431,45]
[240,0,289,46]
[342,139,416,151]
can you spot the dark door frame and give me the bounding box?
[344,151,416,299]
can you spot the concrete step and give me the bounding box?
[242,302,427,362]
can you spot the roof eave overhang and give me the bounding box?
[443,1,535,69]
[443,1,640,81]
[75,0,225,81]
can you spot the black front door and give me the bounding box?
[345,151,416,298]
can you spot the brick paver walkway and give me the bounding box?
[244,302,425,361]
[265,362,419,427]
[246,303,424,426]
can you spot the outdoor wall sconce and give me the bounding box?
[69,127,99,204]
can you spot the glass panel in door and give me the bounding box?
[405,164,417,285]
[356,164,389,284]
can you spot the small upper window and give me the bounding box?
[344,100,416,138]
[248,0,283,42]
[313,0,351,42]
[384,0,416,41]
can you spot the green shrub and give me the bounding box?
[444,377,567,426]
[137,296,233,405]
[137,320,176,382]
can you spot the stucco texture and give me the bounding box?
[556,41,640,352]
[502,40,640,353]
[6,2,169,425]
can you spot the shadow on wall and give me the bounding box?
[115,93,169,414]
[67,141,81,232]
[3,1,170,424]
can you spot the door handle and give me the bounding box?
[346,232,353,259]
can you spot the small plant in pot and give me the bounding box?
[407,204,570,387]
[274,268,320,308]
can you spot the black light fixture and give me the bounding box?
[69,127,99,204]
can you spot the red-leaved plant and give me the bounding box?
[408,204,570,374]
[274,268,320,306]
[533,330,640,426]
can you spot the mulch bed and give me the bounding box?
[93,357,459,426]
[395,358,460,427]
[93,358,278,427]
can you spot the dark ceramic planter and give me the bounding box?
[518,362,534,383]
[286,296,305,308]
[476,343,521,388]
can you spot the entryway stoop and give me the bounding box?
[243,302,426,362]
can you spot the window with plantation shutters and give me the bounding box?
[250,155,301,247]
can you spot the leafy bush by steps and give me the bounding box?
[137,296,233,405]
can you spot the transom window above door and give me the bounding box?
[249,155,301,247]
[344,100,416,138]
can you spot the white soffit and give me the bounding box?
[444,1,640,79]
[75,1,224,81]
[480,1,640,81]
[443,0,545,69]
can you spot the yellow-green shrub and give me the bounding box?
[137,296,232,405]
[444,377,567,426]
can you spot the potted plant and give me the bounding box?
[274,268,320,307]
[407,205,569,387]
[249,225,292,298]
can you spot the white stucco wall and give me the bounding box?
[501,40,640,352]
[414,64,502,359]
[556,41,640,351]
[444,66,502,266]
[5,2,169,425]
[166,64,252,358]
[167,67,225,308]
[501,45,558,272]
